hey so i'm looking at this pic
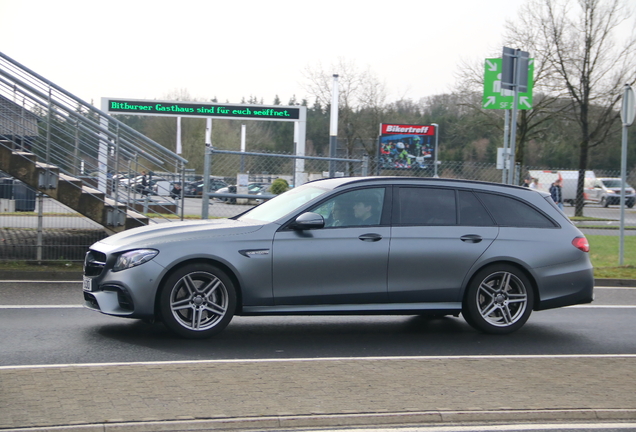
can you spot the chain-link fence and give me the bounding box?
[1,150,635,261]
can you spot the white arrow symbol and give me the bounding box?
[484,96,496,107]
[486,60,498,71]
[520,96,532,108]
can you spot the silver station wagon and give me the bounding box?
[83,177,594,338]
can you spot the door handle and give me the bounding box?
[460,234,483,243]
[359,233,383,242]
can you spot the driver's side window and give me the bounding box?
[311,188,385,228]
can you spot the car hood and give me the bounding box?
[93,219,265,253]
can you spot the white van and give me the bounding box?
[526,170,595,206]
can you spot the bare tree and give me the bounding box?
[519,0,636,216]
[454,38,571,173]
[302,58,386,160]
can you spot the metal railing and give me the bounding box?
[0,51,189,228]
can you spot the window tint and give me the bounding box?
[476,192,556,228]
[458,191,495,226]
[397,187,456,225]
[311,188,385,227]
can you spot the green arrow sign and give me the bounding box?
[482,58,534,110]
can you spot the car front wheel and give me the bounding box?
[462,264,534,334]
[159,263,236,339]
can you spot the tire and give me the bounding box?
[601,196,609,208]
[462,264,534,335]
[159,263,236,339]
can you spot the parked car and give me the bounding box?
[212,182,271,203]
[183,179,228,197]
[584,177,635,208]
[83,177,594,339]
[121,175,168,196]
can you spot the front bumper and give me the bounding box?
[83,259,166,319]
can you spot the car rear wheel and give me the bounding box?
[462,264,534,334]
[160,263,236,339]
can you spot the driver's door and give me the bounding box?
[271,187,389,305]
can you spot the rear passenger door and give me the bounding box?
[388,187,499,303]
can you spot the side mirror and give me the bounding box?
[292,212,325,230]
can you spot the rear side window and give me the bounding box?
[397,187,456,225]
[459,191,495,226]
[476,192,557,228]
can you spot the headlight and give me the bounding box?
[113,249,158,272]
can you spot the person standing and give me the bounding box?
[529,178,539,190]
[550,179,563,209]
[137,171,149,195]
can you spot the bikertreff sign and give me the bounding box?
[105,98,301,121]
[378,123,436,170]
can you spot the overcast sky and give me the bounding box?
[2,0,530,106]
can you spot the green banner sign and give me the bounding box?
[106,99,301,121]
[482,58,534,110]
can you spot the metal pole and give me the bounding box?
[361,155,369,176]
[507,51,521,185]
[240,124,246,173]
[36,192,43,263]
[619,84,632,265]
[620,119,627,265]
[329,74,339,177]
[431,123,439,178]
[202,118,212,219]
[503,110,510,184]
[180,162,185,221]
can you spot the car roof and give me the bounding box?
[312,176,531,193]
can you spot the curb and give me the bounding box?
[2,409,636,432]
[595,278,636,287]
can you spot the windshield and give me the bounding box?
[237,183,332,223]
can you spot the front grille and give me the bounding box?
[84,250,106,276]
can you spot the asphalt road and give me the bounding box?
[0,281,634,367]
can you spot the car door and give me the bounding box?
[388,187,498,303]
[271,187,390,305]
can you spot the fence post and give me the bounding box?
[36,192,43,263]
[362,155,369,176]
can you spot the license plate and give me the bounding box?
[83,276,93,292]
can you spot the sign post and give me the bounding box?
[483,50,533,184]
[619,84,635,264]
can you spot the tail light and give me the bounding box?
[572,237,590,253]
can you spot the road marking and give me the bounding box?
[1,304,635,309]
[568,304,636,308]
[595,286,636,289]
[337,423,636,431]
[0,305,83,308]
[2,353,636,371]
[0,280,81,283]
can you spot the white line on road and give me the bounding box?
[2,354,636,371]
[1,304,635,309]
[322,422,636,431]
[0,305,83,308]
